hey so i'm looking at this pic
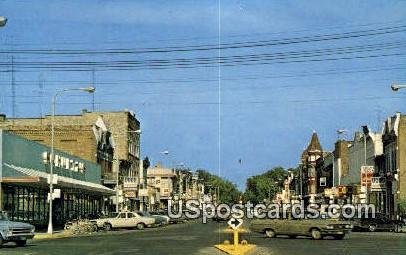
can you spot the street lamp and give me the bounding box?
[47,87,95,234]
[391,84,406,92]
[0,16,7,27]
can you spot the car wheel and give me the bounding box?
[368,224,377,232]
[136,223,145,230]
[16,240,27,247]
[265,229,276,238]
[311,229,322,240]
[91,223,98,232]
[104,222,112,231]
[334,234,345,240]
[394,224,403,233]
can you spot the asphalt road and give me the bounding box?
[1,220,406,255]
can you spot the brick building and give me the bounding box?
[0,110,142,211]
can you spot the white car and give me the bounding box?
[91,212,155,231]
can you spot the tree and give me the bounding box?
[398,198,406,218]
[243,167,287,204]
[196,169,241,204]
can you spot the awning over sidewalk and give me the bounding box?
[3,163,115,195]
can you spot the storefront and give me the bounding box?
[0,130,114,227]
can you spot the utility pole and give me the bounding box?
[11,56,15,118]
[115,158,120,212]
[38,73,44,118]
[92,68,96,112]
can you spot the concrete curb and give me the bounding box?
[34,231,72,240]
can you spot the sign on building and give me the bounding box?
[361,166,374,188]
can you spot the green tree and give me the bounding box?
[398,198,406,217]
[196,169,241,204]
[243,167,287,204]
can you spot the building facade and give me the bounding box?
[300,131,324,203]
[0,130,114,228]
[0,110,142,211]
[382,113,406,218]
[146,165,176,210]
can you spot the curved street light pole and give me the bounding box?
[47,87,95,234]
[391,84,406,92]
[0,16,7,27]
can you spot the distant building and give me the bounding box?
[300,131,324,203]
[342,127,385,210]
[173,169,204,202]
[147,165,176,210]
[316,151,334,195]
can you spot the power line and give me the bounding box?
[1,64,404,87]
[2,51,402,72]
[2,40,404,68]
[14,95,405,106]
[2,24,406,55]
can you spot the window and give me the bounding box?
[320,177,326,187]
[118,213,126,218]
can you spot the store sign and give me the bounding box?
[124,191,136,198]
[361,166,374,187]
[42,152,86,173]
[370,177,385,191]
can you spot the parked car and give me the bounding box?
[137,211,169,226]
[0,211,35,247]
[353,213,404,232]
[168,211,189,224]
[91,211,155,231]
[250,218,353,240]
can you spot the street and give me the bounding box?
[1,221,406,255]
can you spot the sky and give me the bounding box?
[0,0,405,190]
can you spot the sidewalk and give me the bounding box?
[34,230,72,240]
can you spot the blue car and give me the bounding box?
[0,211,35,247]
